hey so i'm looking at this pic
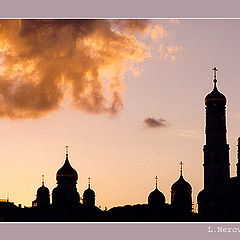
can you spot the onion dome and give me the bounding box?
[83,177,95,207]
[171,162,192,193]
[205,67,226,106]
[171,175,192,193]
[83,187,95,198]
[83,177,95,198]
[148,176,165,206]
[37,175,49,196]
[56,146,78,184]
[37,185,49,195]
[32,175,50,208]
[171,162,192,213]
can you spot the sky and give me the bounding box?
[0,19,240,210]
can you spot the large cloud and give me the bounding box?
[0,19,152,119]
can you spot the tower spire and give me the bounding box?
[179,161,183,176]
[88,177,91,188]
[155,176,158,189]
[65,145,69,159]
[212,67,218,88]
[42,175,45,186]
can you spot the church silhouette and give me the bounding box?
[0,67,239,221]
[197,67,240,221]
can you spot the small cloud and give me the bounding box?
[158,44,183,62]
[167,46,183,54]
[150,25,166,40]
[144,117,169,128]
[176,129,201,139]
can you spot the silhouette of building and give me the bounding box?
[171,162,192,214]
[52,146,80,209]
[3,67,240,221]
[148,176,165,208]
[83,177,95,207]
[197,67,240,220]
[32,175,50,208]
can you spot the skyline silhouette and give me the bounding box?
[0,20,240,213]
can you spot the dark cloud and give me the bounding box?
[144,117,169,128]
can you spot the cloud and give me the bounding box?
[176,129,201,139]
[150,25,166,40]
[144,117,169,128]
[0,19,152,119]
[158,45,183,62]
[111,19,151,35]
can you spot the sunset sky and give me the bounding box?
[0,19,240,210]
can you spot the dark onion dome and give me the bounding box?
[205,68,226,106]
[171,175,192,193]
[83,178,95,206]
[171,162,192,213]
[37,184,49,196]
[171,162,192,193]
[148,176,165,206]
[56,148,78,183]
[148,188,166,205]
[37,175,49,196]
[32,175,50,208]
[83,187,95,198]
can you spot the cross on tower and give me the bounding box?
[155,176,158,188]
[65,146,69,156]
[179,161,183,176]
[42,175,44,186]
[212,67,218,84]
[88,177,91,188]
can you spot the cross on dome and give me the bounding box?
[65,146,69,157]
[179,161,183,176]
[42,175,45,186]
[88,177,91,188]
[212,67,218,86]
[155,176,158,189]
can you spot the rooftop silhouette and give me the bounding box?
[0,67,240,221]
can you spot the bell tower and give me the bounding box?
[203,67,230,193]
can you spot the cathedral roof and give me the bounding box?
[83,178,95,198]
[37,185,49,196]
[171,162,192,193]
[148,176,165,205]
[171,175,192,193]
[83,188,95,197]
[148,188,165,204]
[205,67,226,106]
[56,147,78,182]
[37,175,49,196]
[205,85,226,105]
